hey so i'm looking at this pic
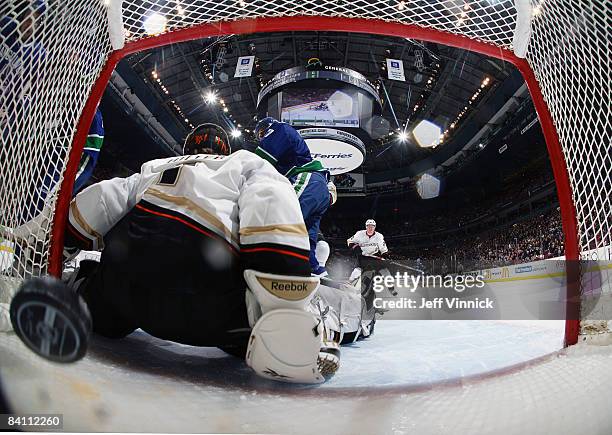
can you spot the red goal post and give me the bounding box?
[1,1,609,347]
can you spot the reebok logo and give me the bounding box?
[271,281,309,292]
[257,277,317,301]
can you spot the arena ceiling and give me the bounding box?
[121,31,517,173]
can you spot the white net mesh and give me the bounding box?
[0,0,110,286]
[525,0,611,336]
[122,0,518,47]
[0,0,610,338]
[528,0,611,254]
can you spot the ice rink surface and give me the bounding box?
[330,320,564,388]
[1,278,612,434]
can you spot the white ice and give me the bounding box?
[1,278,612,434]
[328,320,564,388]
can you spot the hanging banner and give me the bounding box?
[386,58,406,81]
[234,56,255,78]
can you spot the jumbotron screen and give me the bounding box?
[280,87,360,128]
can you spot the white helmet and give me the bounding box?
[365,219,376,227]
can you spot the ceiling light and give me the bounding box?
[413,120,441,148]
[143,13,167,36]
[533,5,542,16]
[205,91,217,104]
[416,173,441,199]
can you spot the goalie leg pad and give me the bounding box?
[244,269,319,315]
[247,309,332,384]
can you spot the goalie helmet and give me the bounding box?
[365,219,376,227]
[183,123,231,156]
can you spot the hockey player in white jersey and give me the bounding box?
[312,231,376,343]
[347,219,388,282]
[347,219,388,258]
[9,124,339,384]
[346,219,397,305]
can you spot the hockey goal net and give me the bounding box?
[0,0,610,345]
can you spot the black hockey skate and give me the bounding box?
[10,276,92,363]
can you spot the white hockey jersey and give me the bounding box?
[347,230,388,256]
[67,150,309,254]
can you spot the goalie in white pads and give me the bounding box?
[58,124,339,383]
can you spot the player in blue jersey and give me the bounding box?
[73,107,104,193]
[254,117,336,276]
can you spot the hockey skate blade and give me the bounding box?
[318,343,340,380]
[10,276,92,363]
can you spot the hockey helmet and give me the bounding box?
[365,219,376,228]
[183,123,231,156]
[254,117,277,141]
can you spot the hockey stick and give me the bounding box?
[367,255,425,275]
[320,277,345,290]
[320,277,362,294]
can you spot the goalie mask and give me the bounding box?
[183,123,231,156]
